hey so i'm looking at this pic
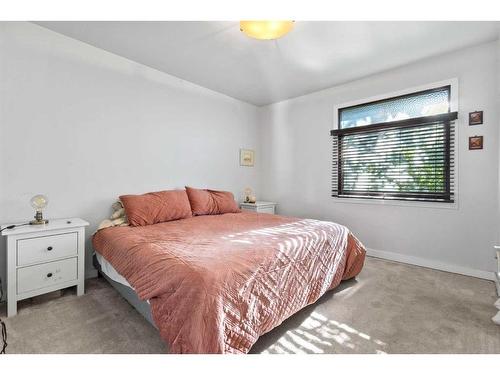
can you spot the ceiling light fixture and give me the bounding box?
[240,21,294,40]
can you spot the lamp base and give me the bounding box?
[30,219,49,225]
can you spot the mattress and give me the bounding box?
[95,252,132,288]
[93,211,366,353]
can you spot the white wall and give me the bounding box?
[259,41,499,278]
[0,22,261,282]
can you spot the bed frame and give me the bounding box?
[92,254,156,327]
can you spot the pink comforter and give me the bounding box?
[93,212,365,353]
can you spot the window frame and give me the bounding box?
[331,79,459,209]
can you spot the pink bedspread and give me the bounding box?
[93,212,365,353]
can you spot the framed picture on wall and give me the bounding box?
[469,136,483,150]
[469,111,483,126]
[240,149,255,167]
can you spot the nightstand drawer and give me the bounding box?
[257,206,275,214]
[17,257,78,295]
[241,206,258,212]
[17,232,78,266]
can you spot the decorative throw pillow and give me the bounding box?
[185,186,241,216]
[120,190,192,227]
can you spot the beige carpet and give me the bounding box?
[1,257,499,354]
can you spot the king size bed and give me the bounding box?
[92,188,366,354]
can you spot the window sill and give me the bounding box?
[331,196,459,210]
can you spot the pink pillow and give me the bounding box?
[120,190,192,227]
[185,186,241,216]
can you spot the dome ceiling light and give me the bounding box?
[239,21,294,40]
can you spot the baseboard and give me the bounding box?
[366,248,495,281]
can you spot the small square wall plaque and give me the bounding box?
[469,111,483,126]
[240,149,255,167]
[469,136,483,150]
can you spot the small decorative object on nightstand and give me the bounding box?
[1,218,89,317]
[240,201,277,215]
[243,187,256,203]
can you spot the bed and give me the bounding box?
[92,210,366,354]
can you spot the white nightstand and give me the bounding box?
[494,247,500,297]
[240,201,277,214]
[1,218,89,317]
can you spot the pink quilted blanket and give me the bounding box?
[93,211,365,353]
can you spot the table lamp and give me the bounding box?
[30,194,49,225]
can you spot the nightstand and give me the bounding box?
[1,218,89,317]
[495,247,500,297]
[240,201,277,214]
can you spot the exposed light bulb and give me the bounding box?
[240,21,294,40]
[30,194,49,225]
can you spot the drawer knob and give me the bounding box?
[47,272,53,278]
[47,246,53,251]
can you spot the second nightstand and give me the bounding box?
[1,218,89,317]
[240,201,277,214]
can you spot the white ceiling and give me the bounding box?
[35,21,500,106]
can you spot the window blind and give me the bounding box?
[331,112,457,202]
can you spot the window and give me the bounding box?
[331,85,457,202]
